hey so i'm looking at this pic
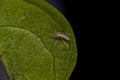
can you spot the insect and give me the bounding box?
[53,32,70,48]
[53,32,70,41]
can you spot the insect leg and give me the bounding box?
[62,40,69,48]
[55,40,58,45]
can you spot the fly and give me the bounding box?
[53,32,70,48]
[53,32,70,41]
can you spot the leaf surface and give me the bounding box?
[0,0,77,80]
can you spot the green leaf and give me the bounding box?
[0,0,77,80]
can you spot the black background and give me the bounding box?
[48,0,108,80]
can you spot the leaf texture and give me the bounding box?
[0,0,77,80]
